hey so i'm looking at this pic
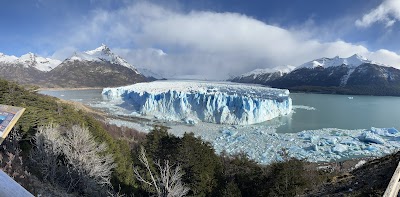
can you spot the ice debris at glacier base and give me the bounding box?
[105,115,400,165]
[102,81,292,125]
[211,127,400,164]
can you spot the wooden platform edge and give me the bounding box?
[0,170,33,197]
[384,161,400,197]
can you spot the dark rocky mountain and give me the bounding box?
[231,65,295,84]
[41,45,149,88]
[231,55,400,96]
[0,45,153,88]
[0,63,44,85]
[0,52,60,85]
[43,60,148,88]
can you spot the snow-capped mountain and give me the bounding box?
[45,45,149,88]
[0,52,61,84]
[136,67,165,80]
[0,52,61,71]
[67,44,139,74]
[298,54,381,69]
[0,53,18,63]
[231,65,295,84]
[242,65,295,78]
[231,54,400,96]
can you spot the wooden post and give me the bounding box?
[384,161,400,197]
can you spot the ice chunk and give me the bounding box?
[370,127,399,137]
[323,136,338,145]
[354,160,366,169]
[359,132,385,144]
[102,81,292,125]
[365,145,378,152]
[332,144,348,153]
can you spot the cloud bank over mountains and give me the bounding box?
[49,1,400,79]
[356,0,400,28]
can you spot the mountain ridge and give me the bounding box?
[0,45,153,87]
[0,52,61,71]
[231,54,400,96]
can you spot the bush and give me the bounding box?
[139,127,221,197]
[133,146,189,197]
[268,159,309,197]
[30,124,116,196]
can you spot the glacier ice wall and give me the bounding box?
[102,81,292,125]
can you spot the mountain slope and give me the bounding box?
[231,54,400,96]
[43,45,148,88]
[231,65,295,84]
[0,52,61,84]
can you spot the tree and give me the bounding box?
[30,124,116,195]
[133,147,189,197]
[177,133,221,196]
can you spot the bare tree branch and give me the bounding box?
[133,146,189,197]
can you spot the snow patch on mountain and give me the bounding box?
[0,52,61,71]
[0,53,18,63]
[67,44,139,74]
[240,65,295,79]
[102,81,292,125]
[340,68,356,86]
[19,53,62,71]
[136,67,164,79]
[299,54,381,69]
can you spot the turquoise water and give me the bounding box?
[275,93,400,133]
[39,89,103,104]
[39,89,400,133]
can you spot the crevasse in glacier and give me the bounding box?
[102,81,292,125]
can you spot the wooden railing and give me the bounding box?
[384,161,400,197]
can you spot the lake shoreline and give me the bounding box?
[37,87,104,91]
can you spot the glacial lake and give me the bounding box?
[39,89,400,133]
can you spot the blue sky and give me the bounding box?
[1,0,400,79]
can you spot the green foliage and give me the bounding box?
[219,181,242,197]
[268,159,309,197]
[143,125,180,162]
[0,79,85,135]
[139,127,221,197]
[177,133,221,196]
[0,78,136,193]
[216,153,270,197]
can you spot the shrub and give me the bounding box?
[30,124,116,196]
[133,147,189,197]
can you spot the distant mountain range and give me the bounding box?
[231,54,400,96]
[0,45,162,88]
[3,46,400,96]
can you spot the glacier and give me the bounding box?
[102,81,292,125]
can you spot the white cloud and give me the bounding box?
[355,0,400,28]
[368,49,400,67]
[51,46,78,60]
[53,2,400,79]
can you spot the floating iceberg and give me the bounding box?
[102,81,292,125]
